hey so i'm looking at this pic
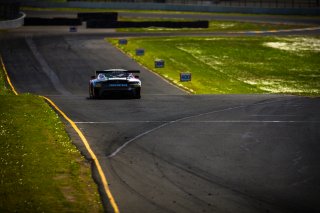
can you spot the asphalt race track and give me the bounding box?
[1,11,320,213]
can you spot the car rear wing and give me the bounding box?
[95,70,140,76]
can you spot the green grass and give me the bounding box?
[0,66,103,211]
[108,36,320,96]
[0,65,12,95]
[117,18,307,32]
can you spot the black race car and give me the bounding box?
[89,69,141,99]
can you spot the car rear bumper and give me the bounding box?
[98,87,140,97]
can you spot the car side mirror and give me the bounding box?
[91,76,96,79]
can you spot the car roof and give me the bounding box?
[95,69,140,76]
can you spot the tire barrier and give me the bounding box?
[77,12,118,22]
[87,20,209,28]
[23,11,208,29]
[24,17,82,26]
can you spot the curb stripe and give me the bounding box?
[1,56,120,213]
[41,97,120,213]
[1,56,18,95]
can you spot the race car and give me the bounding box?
[89,69,141,99]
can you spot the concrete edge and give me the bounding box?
[0,12,26,29]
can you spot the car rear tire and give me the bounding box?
[134,88,141,99]
[89,84,100,99]
[93,87,100,99]
[89,84,94,99]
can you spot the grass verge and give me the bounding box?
[117,18,308,33]
[0,63,12,95]
[0,64,103,212]
[108,36,320,96]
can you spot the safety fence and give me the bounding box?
[66,0,320,8]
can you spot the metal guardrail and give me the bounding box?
[67,0,320,8]
[0,12,25,29]
[215,0,320,8]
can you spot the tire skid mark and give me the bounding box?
[130,141,288,213]
[109,157,176,213]
[150,143,219,212]
[25,36,71,95]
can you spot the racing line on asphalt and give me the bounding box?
[106,97,298,158]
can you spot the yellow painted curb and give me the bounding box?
[1,56,18,95]
[42,96,120,213]
[1,56,120,213]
